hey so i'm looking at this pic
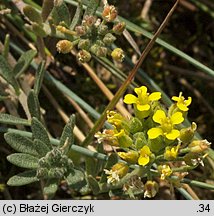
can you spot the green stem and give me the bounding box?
[81,0,180,147]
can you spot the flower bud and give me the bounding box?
[102,5,117,22]
[56,40,73,54]
[90,44,107,57]
[133,132,147,150]
[98,24,109,35]
[113,22,126,35]
[111,48,125,62]
[118,151,139,164]
[83,15,96,26]
[179,122,197,144]
[103,33,116,45]
[129,117,142,134]
[144,180,159,198]
[75,25,86,36]
[114,129,133,148]
[78,39,91,50]
[77,49,91,63]
[111,162,129,178]
[164,144,180,160]
[188,139,211,153]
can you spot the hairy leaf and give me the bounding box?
[34,139,50,157]
[87,175,100,195]
[0,113,30,126]
[34,61,46,96]
[7,170,39,186]
[43,179,58,198]
[27,90,41,120]
[13,50,37,77]
[23,5,43,24]
[31,117,51,149]
[66,169,86,190]
[4,132,39,157]
[7,153,39,169]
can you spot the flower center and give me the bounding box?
[161,118,173,133]
[137,93,149,105]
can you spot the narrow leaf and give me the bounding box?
[27,90,41,120]
[0,55,19,93]
[7,170,39,186]
[31,117,51,149]
[86,157,97,177]
[0,113,30,126]
[34,60,46,96]
[87,175,100,195]
[60,115,75,151]
[4,132,39,157]
[51,0,71,26]
[42,0,54,22]
[7,153,39,169]
[84,0,100,16]
[13,50,37,77]
[34,139,50,157]
[70,0,83,30]
[3,34,10,59]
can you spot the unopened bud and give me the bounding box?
[144,180,159,198]
[114,129,133,148]
[111,162,129,178]
[118,151,139,164]
[77,50,91,63]
[111,48,125,62]
[75,25,86,36]
[78,39,91,50]
[103,33,116,45]
[129,117,142,134]
[102,5,118,22]
[113,22,126,35]
[179,122,197,144]
[98,24,109,35]
[133,132,147,150]
[83,15,97,26]
[188,139,211,153]
[56,40,73,54]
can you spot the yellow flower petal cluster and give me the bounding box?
[123,86,161,112]
[148,110,184,140]
[138,146,152,166]
[164,144,180,160]
[172,92,192,111]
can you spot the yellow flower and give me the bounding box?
[148,110,184,140]
[158,165,172,180]
[138,146,152,166]
[172,92,192,111]
[111,48,125,62]
[123,86,161,111]
[164,144,180,160]
[144,181,159,198]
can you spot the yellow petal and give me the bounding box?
[138,155,150,166]
[134,86,147,96]
[149,92,161,101]
[171,112,184,125]
[140,145,151,156]
[177,102,188,111]
[136,104,150,111]
[147,127,163,139]
[165,129,180,140]
[123,94,137,104]
[172,96,179,102]
[186,97,192,106]
[153,110,166,124]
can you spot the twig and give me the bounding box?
[82,0,180,147]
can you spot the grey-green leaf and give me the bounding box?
[87,175,100,195]
[60,115,75,151]
[0,55,19,93]
[43,179,58,198]
[66,169,86,190]
[31,117,51,149]
[34,139,50,157]
[27,90,41,120]
[51,0,71,26]
[34,61,46,96]
[85,0,101,16]
[23,5,43,24]
[0,113,30,126]
[7,153,39,169]
[13,50,37,77]
[70,0,83,30]
[4,132,39,157]
[7,170,39,186]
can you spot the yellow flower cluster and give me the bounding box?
[96,85,211,198]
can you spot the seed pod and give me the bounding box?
[179,122,197,145]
